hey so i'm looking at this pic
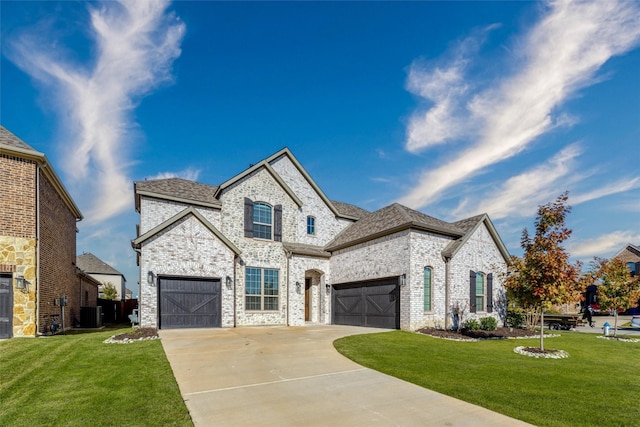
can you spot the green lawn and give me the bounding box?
[0,327,192,426]
[334,331,640,427]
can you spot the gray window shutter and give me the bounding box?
[486,273,493,313]
[469,270,476,313]
[244,198,253,238]
[274,205,282,242]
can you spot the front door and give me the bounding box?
[304,278,311,321]
[0,274,13,339]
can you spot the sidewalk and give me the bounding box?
[572,314,640,336]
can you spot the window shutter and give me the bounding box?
[469,270,476,313]
[274,205,282,242]
[486,273,493,313]
[244,198,254,238]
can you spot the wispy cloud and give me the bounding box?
[146,168,201,181]
[399,0,640,209]
[452,144,582,219]
[7,0,185,223]
[569,231,640,258]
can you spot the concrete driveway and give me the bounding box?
[160,325,532,426]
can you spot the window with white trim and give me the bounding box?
[245,267,279,311]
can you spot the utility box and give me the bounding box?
[80,306,103,328]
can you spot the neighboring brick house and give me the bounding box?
[132,148,510,331]
[613,243,640,277]
[76,252,128,301]
[0,126,84,338]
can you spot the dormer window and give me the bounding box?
[307,216,316,235]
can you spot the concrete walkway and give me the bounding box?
[160,325,532,426]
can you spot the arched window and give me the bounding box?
[423,267,432,311]
[475,272,485,312]
[253,202,273,239]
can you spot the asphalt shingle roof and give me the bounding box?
[0,126,38,151]
[76,253,124,277]
[135,178,220,206]
[330,200,369,220]
[326,203,464,251]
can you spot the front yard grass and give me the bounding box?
[0,327,191,426]
[334,331,639,427]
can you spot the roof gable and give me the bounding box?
[134,178,221,211]
[132,206,241,255]
[77,253,124,278]
[0,126,82,220]
[442,214,511,264]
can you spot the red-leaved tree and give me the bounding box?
[505,192,582,351]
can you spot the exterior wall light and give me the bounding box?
[325,283,331,294]
[400,273,407,287]
[295,281,301,294]
[226,276,233,289]
[15,275,29,292]
[147,271,156,286]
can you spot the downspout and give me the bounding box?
[443,255,451,330]
[233,255,237,328]
[285,248,292,326]
[35,164,41,335]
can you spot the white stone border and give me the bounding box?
[103,335,160,344]
[596,335,640,343]
[514,346,569,359]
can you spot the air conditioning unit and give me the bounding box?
[80,306,103,328]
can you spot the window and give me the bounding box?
[627,262,637,277]
[253,203,273,240]
[423,267,432,311]
[245,267,279,311]
[475,272,485,312]
[307,216,316,235]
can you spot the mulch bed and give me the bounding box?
[416,327,538,340]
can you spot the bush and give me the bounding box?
[464,319,480,330]
[506,310,525,328]
[480,316,498,331]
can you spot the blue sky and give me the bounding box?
[2,1,639,297]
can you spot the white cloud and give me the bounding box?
[7,0,185,223]
[569,231,640,259]
[572,178,640,205]
[146,168,201,181]
[452,144,582,219]
[399,0,640,209]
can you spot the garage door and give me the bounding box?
[332,277,400,329]
[159,277,221,329]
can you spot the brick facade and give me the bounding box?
[135,149,510,331]
[1,127,82,338]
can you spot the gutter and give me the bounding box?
[35,164,41,335]
[443,255,451,330]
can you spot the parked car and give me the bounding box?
[631,316,640,328]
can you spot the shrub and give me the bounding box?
[464,319,480,331]
[506,310,525,329]
[480,316,498,331]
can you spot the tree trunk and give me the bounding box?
[613,311,618,337]
[539,310,545,351]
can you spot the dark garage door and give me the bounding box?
[159,277,221,329]
[332,277,400,329]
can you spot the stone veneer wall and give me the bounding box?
[0,154,38,336]
[38,172,79,333]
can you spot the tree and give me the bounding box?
[582,257,640,337]
[504,192,582,351]
[101,282,118,300]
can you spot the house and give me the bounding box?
[132,148,510,331]
[613,243,640,277]
[0,126,85,338]
[76,252,128,300]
